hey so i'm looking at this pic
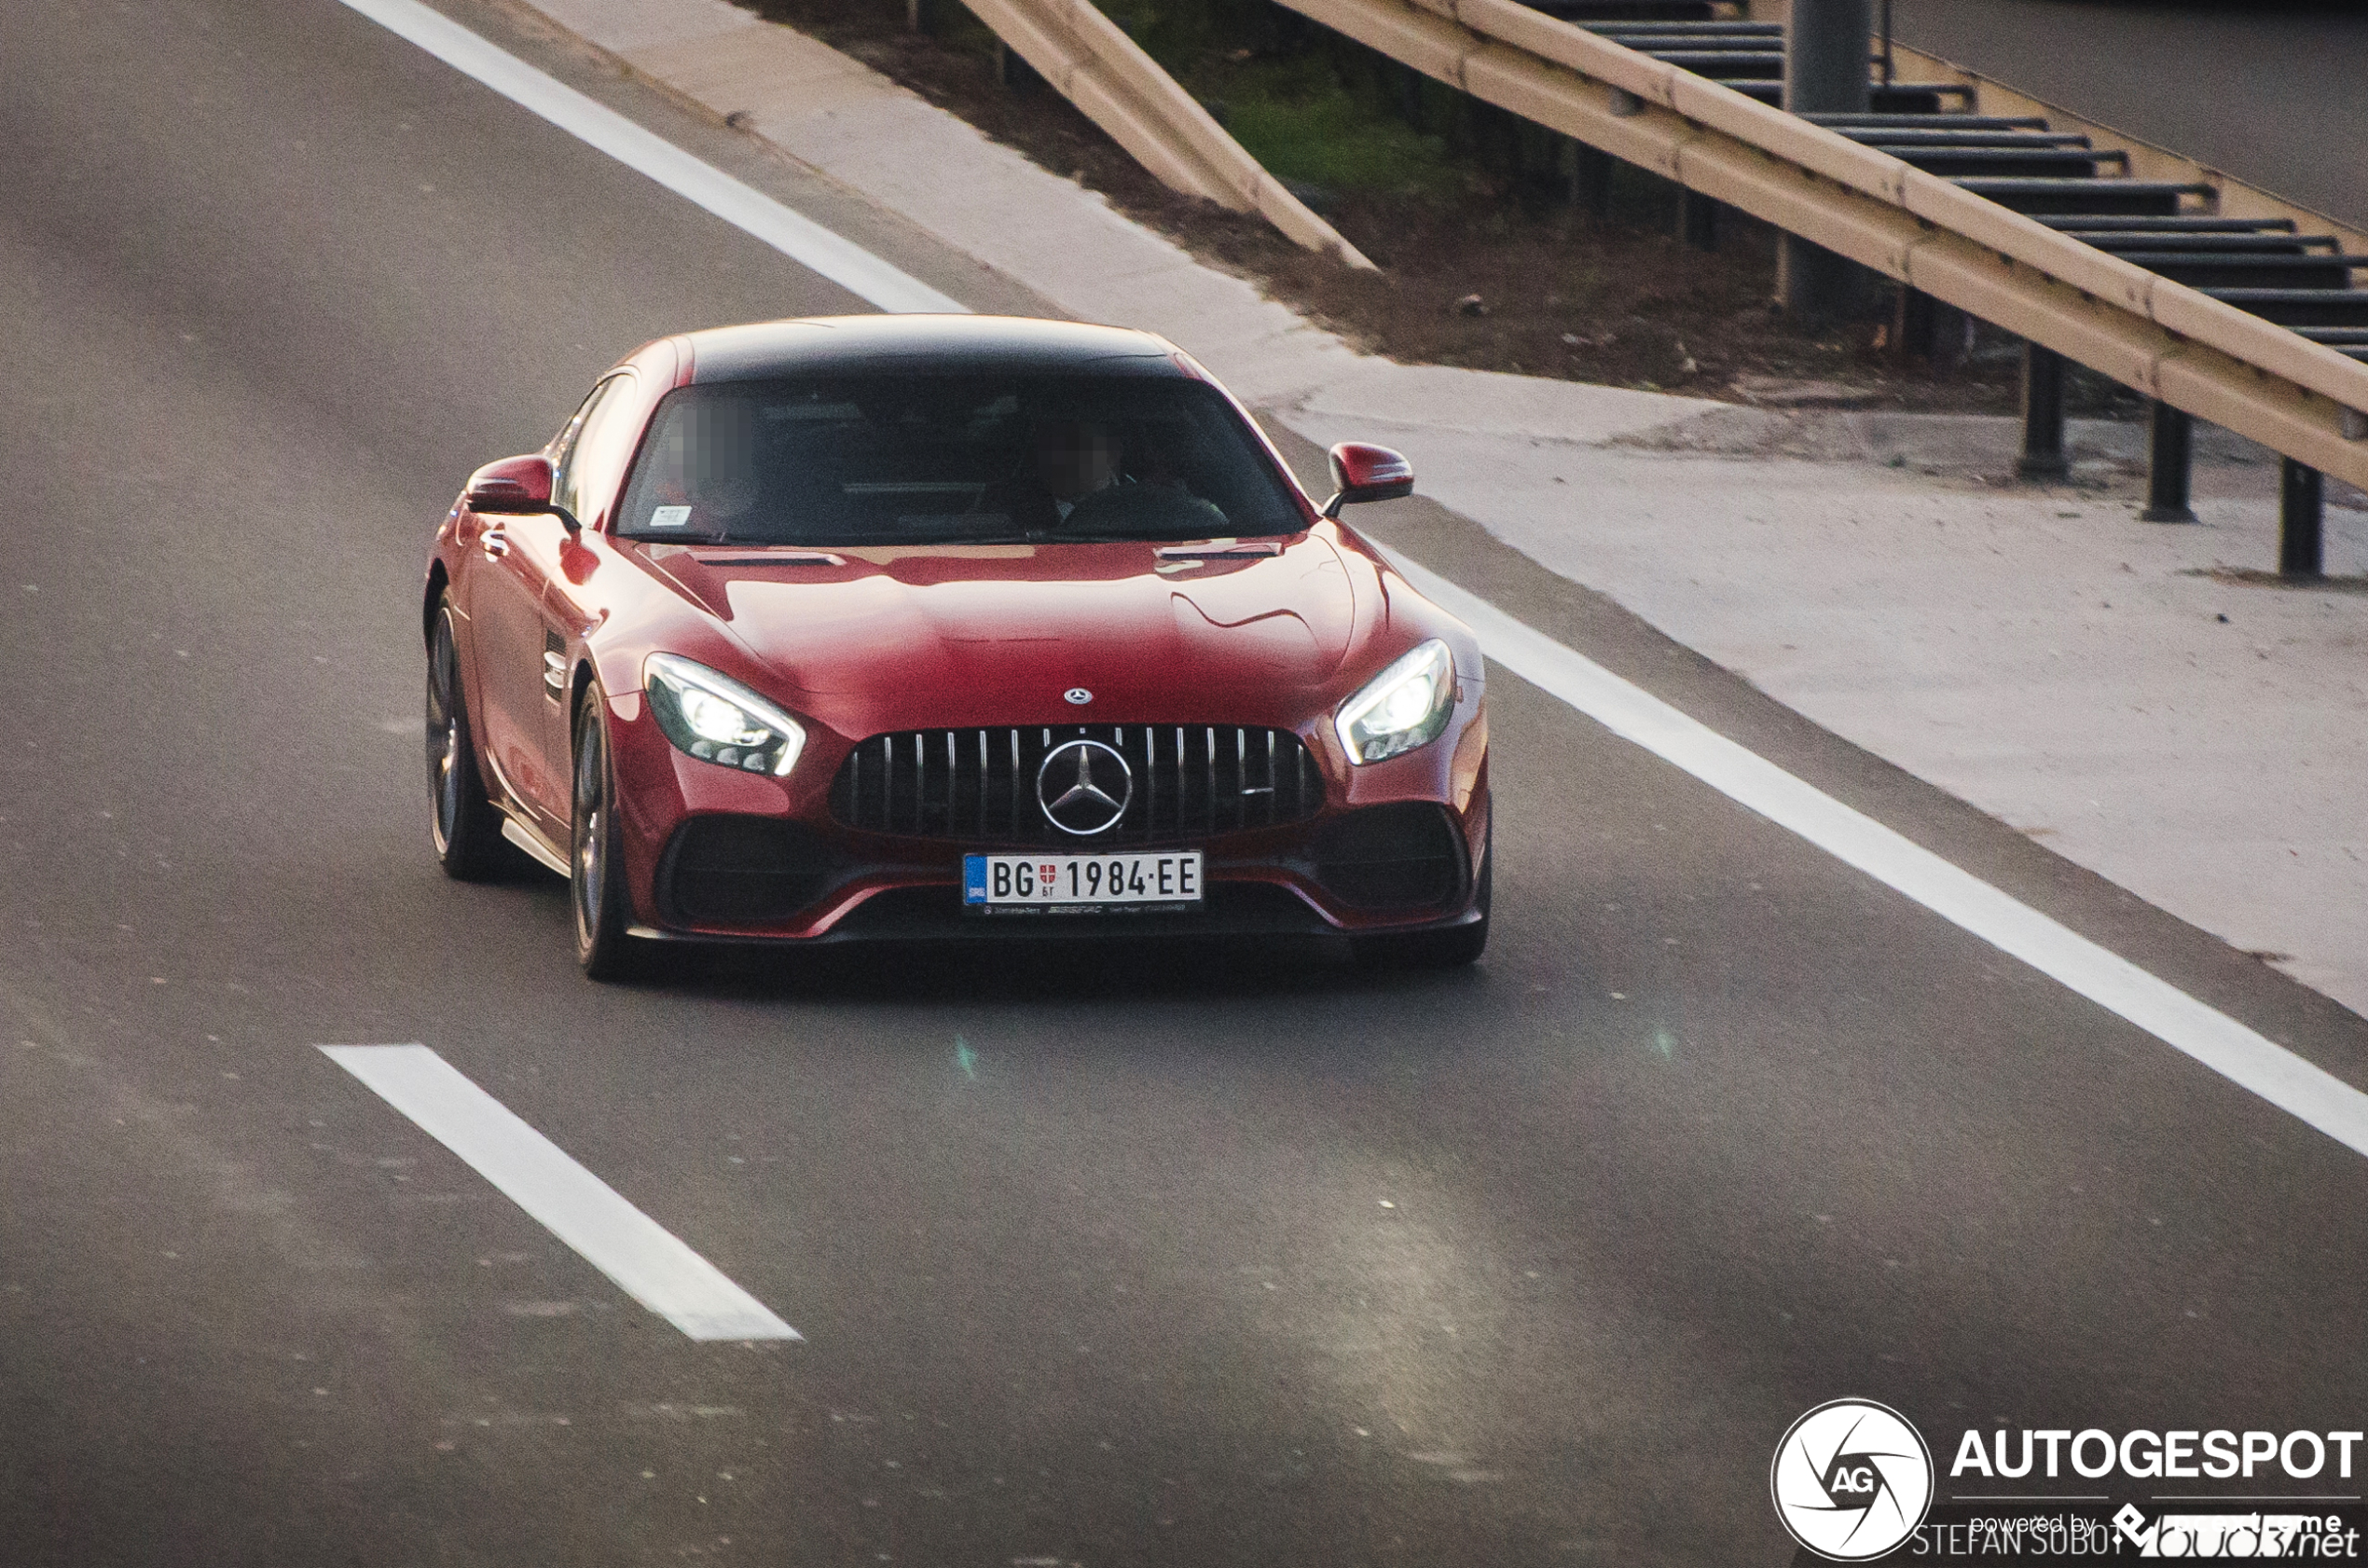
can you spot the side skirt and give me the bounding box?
[500,813,571,877]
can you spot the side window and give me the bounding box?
[554,374,639,523]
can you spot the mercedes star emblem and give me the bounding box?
[1064,687,1093,705]
[1036,738,1133,836]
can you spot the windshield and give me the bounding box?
[613,373,1308,546]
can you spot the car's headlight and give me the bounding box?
[1335,639,1455,764]
[643,653,806,777]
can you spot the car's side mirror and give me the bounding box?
[1320,442,1415,517]
[464,454,579,531]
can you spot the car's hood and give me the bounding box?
[632,536,1362,733]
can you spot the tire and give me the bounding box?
[427,598,505,881]
[570,692,645,982]
[1354,820,1491,970]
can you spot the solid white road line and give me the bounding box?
[322,1044,799,1341]
[334,0,970,315]
[1384,548,2368,1160]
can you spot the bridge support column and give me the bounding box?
[2280,458,2324,577]
[2141,401,2196,522]
[1780,0,1871,323]
[2017,341,2069,480]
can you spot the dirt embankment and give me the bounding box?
[743,0,2144,419]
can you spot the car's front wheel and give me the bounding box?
[427,597,504,881]
[571,693,645,981]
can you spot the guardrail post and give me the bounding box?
[1576,145,1613,221]
[2279,458,2324,577]
[996,41,1040,93]
[1780,0,1872,321]
[2141,401,2196,523]
[1678,188,1719,252]
[2017,341,2069,480]
[1893,287,1934,363]
[1395,62,1425,128]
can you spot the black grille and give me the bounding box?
[1312,804,1466,910]
[829,724,1323,845]
[659,816,838,926]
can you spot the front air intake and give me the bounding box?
[829,724,1322,846]
[1312,803,1466,910]
[658,816,837,926]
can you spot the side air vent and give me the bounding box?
[658,816,837,926]
[1312,803,1466,910]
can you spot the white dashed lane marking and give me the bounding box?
[323,1044,799,1342]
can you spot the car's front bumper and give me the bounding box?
[600,688,1491,948]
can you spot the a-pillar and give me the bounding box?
[1780,0,1872,322]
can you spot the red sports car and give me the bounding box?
[423,316,1490,978]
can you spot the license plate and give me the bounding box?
[963,851,1203,913]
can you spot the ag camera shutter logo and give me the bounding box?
[1771,1398,1935,1561]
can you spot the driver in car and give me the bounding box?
[1032,416,1122,524]
[999,415,1230,538]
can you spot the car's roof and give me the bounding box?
[682,315,1190,384]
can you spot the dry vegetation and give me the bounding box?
[743,0,2147,416]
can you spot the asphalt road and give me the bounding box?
[1893,0,2368,228]
[5,1,2368,1564]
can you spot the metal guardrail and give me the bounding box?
[1881,38,2368,260]
[1625,22,2368,366]
[954,0,1375,267]
[1877,40,2368,371]
[1267,0,2368,498]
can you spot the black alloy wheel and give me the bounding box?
[427,598,503,880]
[571,693,642,981]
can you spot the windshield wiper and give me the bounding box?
[748,531,1043,547]
[1154,540,1285,558]
[685,549,847,566]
